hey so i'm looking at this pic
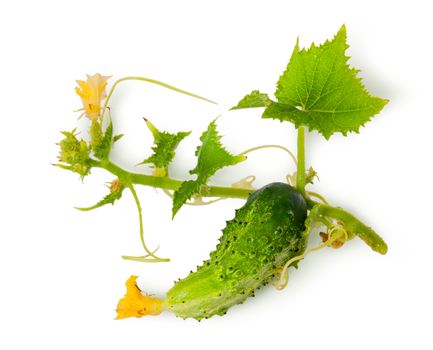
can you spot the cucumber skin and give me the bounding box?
[165,182,308,320]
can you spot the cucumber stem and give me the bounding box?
[306,199,388,255]
[296,126,306,196]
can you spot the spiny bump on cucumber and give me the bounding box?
[116,183,308,320]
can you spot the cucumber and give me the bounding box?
[116,182,308,320]
[166,182,307,319]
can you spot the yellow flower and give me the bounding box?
[116,276,164,319]
[75,73,110,120]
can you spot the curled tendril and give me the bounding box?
[231,175,256,190]
[286,172,297,186]
[307,191,329,205]
[272,224,349,290]
[127,183,169,262]
[162,189,225,206]
[240,145,297,166]
[122,246,162,262]
[239,144,298,188]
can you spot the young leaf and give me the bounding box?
[171,180,201,216]
[76,179,124,211]
[231,90,272,110]
[75,190,123,211]
[138,119,190,176]
[172,120,246,217]
[190,120,246,178]
[93,122,113,160]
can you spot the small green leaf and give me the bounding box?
[113,134,124,143]
[93,122,113,160]
[76,179,124,211]
[171,180,201,216]
[231,90,272,110]
[172,120,246,217]
[190,120,246,178]
[75,191,123,211]
[139,119,190,175]
[266,25,388,139]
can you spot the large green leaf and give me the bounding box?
[271,25,388,138]
[234,25,388,139]
[231,90,272,110]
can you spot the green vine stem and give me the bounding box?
[296,127,306,196]
[87,142,386,258]
[90,159,253,200]
[306,199,388,255]
[89,159,386,256]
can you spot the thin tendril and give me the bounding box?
[122,255,164,263]
[307,191,329,205]
[102,76,217,118]
[127,183,169,262]
[162,189,225,206]
[231,175,256,190]
[273,227,349,290]
[122,247,161,262]
[240,144,297,167]
[286,173,297,186]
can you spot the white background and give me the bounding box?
[1,0,432,349]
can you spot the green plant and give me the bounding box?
[56,25,388,319]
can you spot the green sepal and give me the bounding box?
[113,134,124,143]
[172,120,246,217]
[231,90,272,110]
[57,130,91,178]
[90,120,103,150]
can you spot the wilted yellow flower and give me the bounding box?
[109,178,124,193]
[75,73,110,120]
[116,275,164,319]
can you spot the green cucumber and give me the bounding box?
[116,182,308,320]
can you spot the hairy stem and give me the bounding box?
[296,127,306,196]
[90,160,253,200]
